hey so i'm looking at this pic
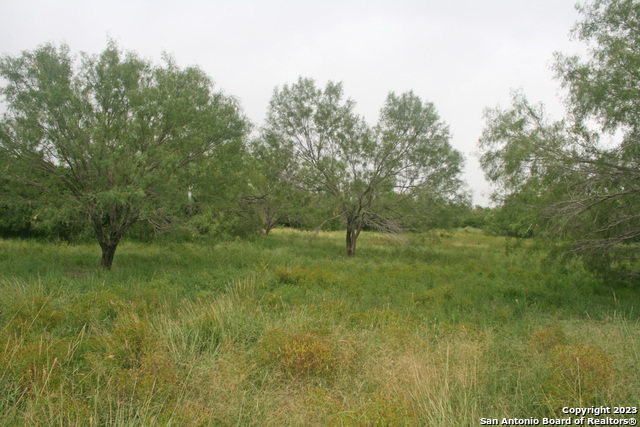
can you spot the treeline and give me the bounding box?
[0,166,483,241]
[1,0,638,278]
[0,170,538,243]
[0,42,473,268]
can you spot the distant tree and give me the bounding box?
[0,150,34,238]
[183,134,256,238]
[264,78,464,256]
[240,135,308,235]
[478,0,640,278]
[410,191,472,230]
[460,205,492,230]
[0,41,248,268]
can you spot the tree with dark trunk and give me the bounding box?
[0,41,247,268]
[263,78,464,256]
[345,213,365,257]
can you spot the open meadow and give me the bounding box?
[0,229,638,425]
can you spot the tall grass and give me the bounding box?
[0,229,638,425]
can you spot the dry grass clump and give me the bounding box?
[257,329,335,377]
[328,324,485,426]
[399,335,484,424]
[529,326,567,353]
[167,344,254,425]
[544,342,614,409]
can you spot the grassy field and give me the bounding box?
[0,228,638,425]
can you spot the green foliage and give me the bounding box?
[460,205,492,230]
[478,0,640,278]
[240,135,313,235]
[0,202,32,239]
[263,77,465,256]
[0,41,248,268]
[330,392,414,426]
[483,191,540,238]
[556,0,640,134]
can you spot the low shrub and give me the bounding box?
[544,343,614,408]
[257,329,335,377]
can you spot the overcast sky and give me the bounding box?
[0,0,585,206]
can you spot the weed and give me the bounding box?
[257,329,335,377]
[104,312,157,370]
[0,230,638,424]
[276,265,304,285]
[412,284,454,306]
[331,392,414,426]
[544,343,614,408]
[275,264,344,288]
[347,308,396,328]
[67,290,122,330]
[529,326,566,353]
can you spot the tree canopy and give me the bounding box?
[478,0,640,278]
[0,41,248,268]
[263,77,464,256]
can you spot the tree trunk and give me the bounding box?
[90,207,136,270]
[264,211,276,236]
[264,221,273,236]
[345,213,366,257]
[100,242,118,270]
[346,220,357,257]
[93,220,124,270]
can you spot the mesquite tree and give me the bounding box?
[479,0,640,278]
[0,42,247,268]
[263,77,464,256]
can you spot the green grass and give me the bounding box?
[0,229,638,425]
